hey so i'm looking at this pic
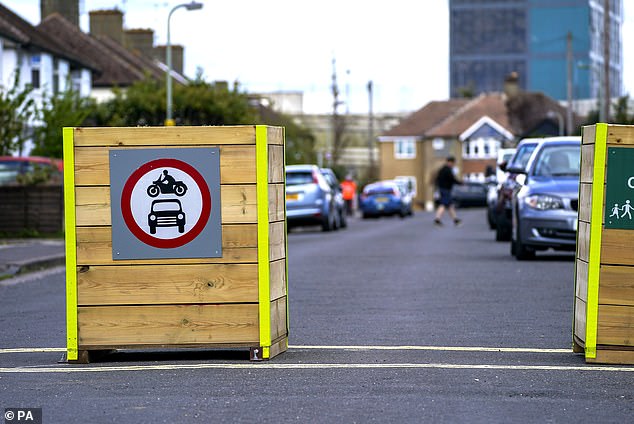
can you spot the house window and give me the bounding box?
[53,58,59,94]
[394,139,416,159]
[30,54,41,88]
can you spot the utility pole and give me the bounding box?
[566,31,574,135]
[602,0,611,122]
[367,80,375,180]
[331,58,344,167]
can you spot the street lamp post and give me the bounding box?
[166,1,203,126]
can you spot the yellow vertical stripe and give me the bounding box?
[586,123,607,359]
[256,125,271,358]
[62,127,78,361]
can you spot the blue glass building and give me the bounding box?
[449,0,623,101]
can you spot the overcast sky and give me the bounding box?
[3,0,633,114]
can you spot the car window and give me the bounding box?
[0,161,21,185]
[286,172,314,186]
[152,201,182,212]
[508,144,537,170]
[533,145,580,177]
[366,186,396,196]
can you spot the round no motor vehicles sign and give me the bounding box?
[109,148,222,260]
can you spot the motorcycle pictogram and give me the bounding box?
[147,170,188,197]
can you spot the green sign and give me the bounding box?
[605,147,634,229]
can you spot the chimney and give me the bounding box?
[41,0,79,26]
[125,29,155,59]
[504,71,521,98]
[89,9,124,45]
[155,45,184,75]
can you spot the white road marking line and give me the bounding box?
[0,345,570,355]
[0,348,65,354]
[291,345,572,353]
[0,362,633,373]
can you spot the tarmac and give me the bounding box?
[0,239,65,279]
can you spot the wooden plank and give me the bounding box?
[587,348,634,365]
[601,229,634,266]
[268,336,288,359]
[73,126,256,147]
[596,304,634,347]
[74,145,256,186]
[599,265,634,306]
[575,259,588,302]
[76,225,258,265]
[270,297,287,341]
[77,304,259,347]
[77,263,259,305]
[577,220,590,263]
[75,186,110,226]
[574,297,586,343]
[74,184,257,226]
[267,126,284,146]
[580,144,595,184]
[268,145,285,184]
[268,183,285,223]
[270,259,286,301]
[578,182,592,223]
[582,125,596,145]
[606,124,634,146]
[269,220,286,261]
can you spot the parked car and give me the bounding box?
[0,156,63,186]
[486,148,516,228]
[452,181,488,207]
[286,164,339,231]
[491,139,542,241]
[359,180,410,218]
[320,168,347,228]
[510,137,581,260]
[392,178,414,216]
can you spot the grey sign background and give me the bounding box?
[110,148,222,260]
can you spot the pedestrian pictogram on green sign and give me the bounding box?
[605,147,634,229]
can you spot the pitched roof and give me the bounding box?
[427,93,512,137]
[37,13,186,88]
[383,91,580,140]
[382,99,469,137]
[0,4,90,68]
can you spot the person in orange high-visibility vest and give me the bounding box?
[340,175,357,216]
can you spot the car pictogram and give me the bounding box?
[148,199,186,234]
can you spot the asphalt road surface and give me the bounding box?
[1,208,633,423]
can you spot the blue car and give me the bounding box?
[510,137,581,260]
[286,164,339,231]
[360,180,409,218]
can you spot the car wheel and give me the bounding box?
[487,209,496,230]
[495,223,510,241]
[339,210,347,228]
[512,216,535,260]
[322,208,335,232]
[362,212,370,219]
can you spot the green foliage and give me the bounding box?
[31,86,94,159]
[612,95,634,124]
[15,163,59,186]
[90,77,257,126]
[0,72,36,155]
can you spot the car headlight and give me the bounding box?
[524,194,564,210]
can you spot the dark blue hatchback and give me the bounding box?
[359,181,409,218]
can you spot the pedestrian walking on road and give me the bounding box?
[340,175,357,216]
[434,156,462,226]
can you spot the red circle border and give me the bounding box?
[121,158,211,249]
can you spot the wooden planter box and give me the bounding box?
[574,123,634,364]
[63,126,287,362]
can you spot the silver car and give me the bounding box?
[510,137,581,260]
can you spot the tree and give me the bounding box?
[612,95,634,124]
[0,72,36,155]
[31,86,94,158]
[90,77,257,127]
